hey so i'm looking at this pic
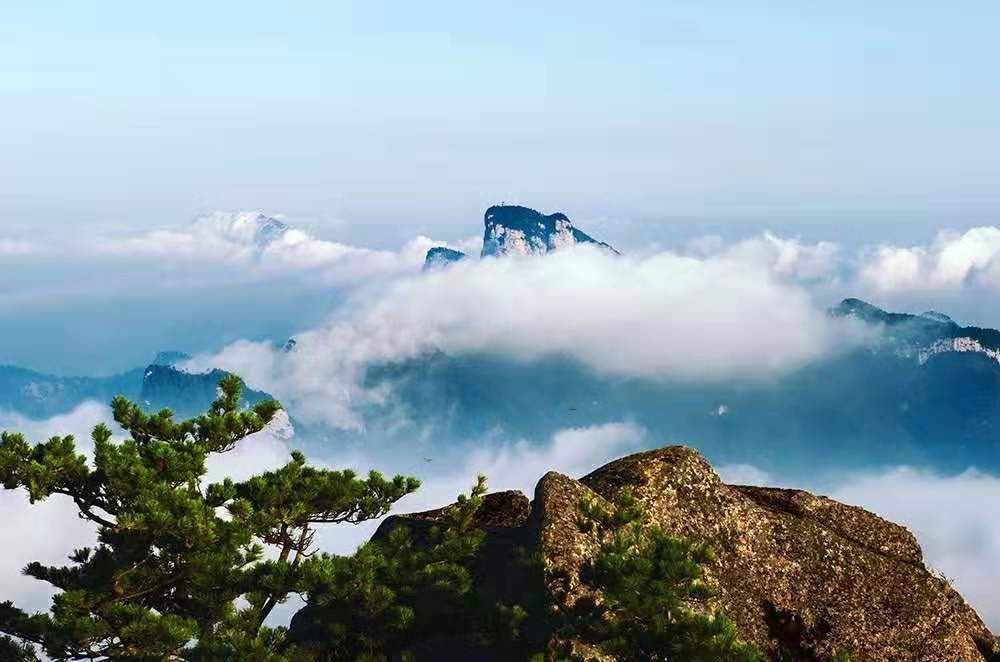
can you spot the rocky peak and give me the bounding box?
[422,246,467,271]
[829,297,898,324]
[353,445,997,660]
[480,205,617,258]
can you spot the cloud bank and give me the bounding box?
[95,211,453,286]
[689,232,842,284]
[13,209,1000,375]
[0,404,111,612]
[189,245,864,429]
[858,226,1000,293]
[89,217,1000,299]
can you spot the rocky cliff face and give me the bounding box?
[481,205,617,258]
[374,446,997,660]
[421,204,617,273]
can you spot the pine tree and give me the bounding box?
[288,476,491,660]
[0,375,418,660]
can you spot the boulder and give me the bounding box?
[313,446,999,660]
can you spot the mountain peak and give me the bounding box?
[831,297,888,320]
[481,205,616,258]
[423,246,467,271]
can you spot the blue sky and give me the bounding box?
[4,1,1000,246]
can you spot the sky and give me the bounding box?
[4,1,1000,248]
[4,1,1000,374]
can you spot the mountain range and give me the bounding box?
[5,206,1000,476]
[361,294,1000,475]
[0,351,271,421]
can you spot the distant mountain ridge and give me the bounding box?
[0,351,274,421]
[831,297,1000,365]
[356,297,1000,474]
[0,365,146,419]
[139,363,271,419]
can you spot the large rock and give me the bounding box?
[325,447,1000,660]
[570,447,997,660]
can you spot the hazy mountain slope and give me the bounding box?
[0,365,146,419]
[361,299,1000,475]
[0,353,274,422]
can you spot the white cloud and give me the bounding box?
[0,402,112,456]
[858,244,926,292]
[204,409,300,483]
[189,245,864,429]
[0,490,95,613]
[829,466,1000,631]
[716,463,774,485]
[95,211,448,286]
[858,226,1000,293]
[0,403,111,613]
[706,232,842,283]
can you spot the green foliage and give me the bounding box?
[0,634,39,662]
[1,374,777,661]
[290,476,490,660]
[0,375,418,661]
[565,488,765,661]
